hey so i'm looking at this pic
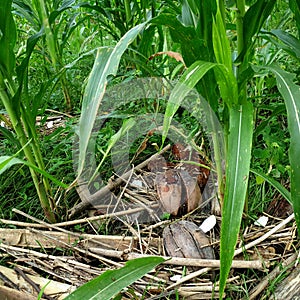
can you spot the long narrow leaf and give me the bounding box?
[270,29,300,60]
[77,23,146,177]
[236,0,276,62]
[260,64,300,234]
[0,0,16,78]
[162,61,215,143]
[162,61,237,143]
[219,100,253,296]
[212,6,231,71]
[250,168,291,203]
[64,256,165,300]
[0,156,68,188]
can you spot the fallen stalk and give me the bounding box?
[68,144,171,218]
[89,248,268,270]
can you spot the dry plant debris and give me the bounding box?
[0,145,299,299]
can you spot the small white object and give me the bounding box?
[46,121,54,129]
[170,275,181,282]
[199,215,217,233]
[254,216,268,227]
[131,179,143,187]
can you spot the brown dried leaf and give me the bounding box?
[163,221,215,259]
[178,169,202,212]
[148,51,186,67]
[156,170,183,216]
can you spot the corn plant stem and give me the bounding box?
[27,132,54,205]
[236,0,245,61]
[0,88,56,223]
[20,107,53,198]
[36,0,71,110]
[124,0,131,26]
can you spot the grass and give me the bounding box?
[0,60,295,298]
[0,0,299,298]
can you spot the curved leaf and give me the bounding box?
[162,60,237,143]
[0,156,68,188]
[270,29,300,59]
[77,22,147,177]
[250,168,291,203]
[219,100,254,296]
[259,64,300,234]
[64,256,165,300]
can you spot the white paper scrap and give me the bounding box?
[254,216,268,227]
[170,275,182,282]
[199,215,217,233]
[46,121,54,129]
[131,179,143,187]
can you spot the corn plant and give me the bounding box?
[60,0,299,298]
[13,0,84,110]
[0,0,73,222]
[159,0,300,297]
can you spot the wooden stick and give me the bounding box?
[248,252,299,299]
[13,205,158,228]
[89,247,267,270]
[68,144,171,218]
[234,213,295,256]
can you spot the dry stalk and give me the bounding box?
[69,144,171,217]
[234,213,295,256]
[248,251,299,299]
[88,247,267,269]
[11,205,159,228]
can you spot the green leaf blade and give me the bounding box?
[262,65,300,234]
[250,168,291,203]
[0,0,16,78]
[162,61,216,143]
[212,7,231,71]
[77,23,146,177]
[219,100,254,296]
[65,256,165,300]
[270,29,300,60]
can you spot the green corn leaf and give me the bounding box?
[77,23,146,177]
[212,6,231,71]
[270,29,300,60]
[64,256,165,300]
[162,61,215,143]
[236,0,276,62]
[250,168,291,203]
[0,156,68,188]
[289,0,300,35]
[0,0,16,81]
[219,100,254,297]
[162,60,238,144]
[12,0,39,30]
[259,64,300,234]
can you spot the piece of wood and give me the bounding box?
[0,266,75,300]
[0,228,134,250]
[89,248,268,270]
[69,144,171,218]
[272,264,300,299]
[0,228,160,251]
[0,286,36,300]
